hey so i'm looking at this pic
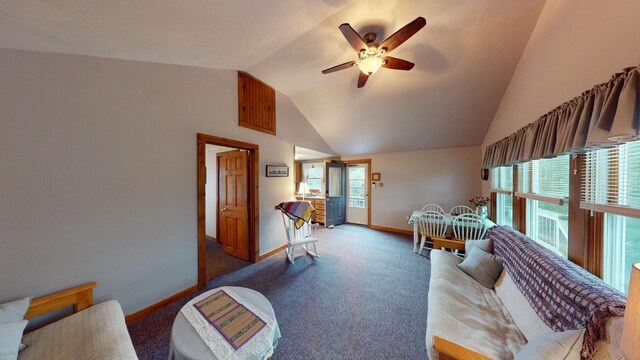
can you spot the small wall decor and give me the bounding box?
[266,165,289,177]
[372,172,381,181]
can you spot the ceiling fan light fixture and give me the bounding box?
[358,56,384,75]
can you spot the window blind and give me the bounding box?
[581,140,640,218]
[516,155,570,205]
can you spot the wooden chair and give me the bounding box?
[452,214,487,241]
[421,204,445,213]
[449,205,474,216]
[279,211,319,264]
[418,211,448,255]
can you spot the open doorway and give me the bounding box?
[197,134,259,289]
[204,145,251,281]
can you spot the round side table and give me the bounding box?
[168,287,281,360]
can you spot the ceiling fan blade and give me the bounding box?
[379,17,426,53]
[382,57,415,71]
[339,23,368,52]
[357,72,369,88]
[321,61,356,74]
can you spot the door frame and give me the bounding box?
[197,133,259,289]
[342,159,372,227]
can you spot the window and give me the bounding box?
[492,166,513,227]
[583,140,640,293]
[348,167,365,208]
[302,163,324,192]
[517,155,570,257]
[603,214,640,293]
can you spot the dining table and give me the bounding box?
[407,210,496,253]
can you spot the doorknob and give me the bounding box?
[221,208,227,212]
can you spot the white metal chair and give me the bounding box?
[421,204,445,213]
[279,211,319,264]
[449,205,474,216]
[418,211,448,255]
[452,213,487,241]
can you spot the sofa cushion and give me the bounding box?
[515,329,584,360]
[457,247,503,288]
[0,297,30,323]
[465,238,493,255]
[19,300,137,360]
[495,271,552,341]
[426,250,527,360]
[0,320,28,360]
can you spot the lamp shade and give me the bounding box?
[297,182,310,195]
[358,56,384,75]
[622,263,640,360]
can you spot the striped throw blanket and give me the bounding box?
[275,201,315,229]
[487,226,626,360]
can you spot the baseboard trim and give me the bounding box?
[205,235,217,243]
[125,285,198,324]
[258,244,288,261]
[370,225,413,235]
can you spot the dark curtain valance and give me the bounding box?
[483,65,640,168]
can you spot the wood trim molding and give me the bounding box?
[341,159,372,227]
[197,133,260,290]
[433,336,492,360]
[568,154,589,268]
[258,244,288,261]
[125,285,198,324]
[370,224,413,235]
[25,282,96,320]
[587,211,605,278]
[489,192,497,223]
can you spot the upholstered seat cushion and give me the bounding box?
[19,300,137,360]
[426,250,527,360]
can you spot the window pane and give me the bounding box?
[496,193,513,227]
[328,167,342,196]
[349,199,365,208]
[306,167,323,179]
[526,199,569,258]
[603,214,640,293]
[307,179,322,191]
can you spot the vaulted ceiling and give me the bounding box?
[0,0,545,156]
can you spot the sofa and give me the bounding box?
[425,227,626,360]
[16,282,138,360]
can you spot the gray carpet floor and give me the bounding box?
[127,224,431,359]
[206,239,251,281]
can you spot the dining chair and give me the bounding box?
[417,211,448,255]
[421,203,445,214]
[452,213,487,241]
[449,205,474,216]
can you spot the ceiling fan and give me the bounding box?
[321,17,426,88]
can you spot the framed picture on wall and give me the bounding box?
[372,172,381,181]
[266,165,289,177]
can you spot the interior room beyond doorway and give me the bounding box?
[205,144,250,281]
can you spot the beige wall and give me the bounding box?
[0,48,333,314]
[482,0,640,192]
[342,145,482,232]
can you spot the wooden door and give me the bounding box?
[218,150,249,261]
[325,162,346,226]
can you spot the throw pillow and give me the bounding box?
[0,297,30,323]
[465,238,493,255]
[0,320,28,360]
[457,247,503,288]
[515,329,585,360]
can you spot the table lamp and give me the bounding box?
[297,182,310,200]
[622,263,640,360]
